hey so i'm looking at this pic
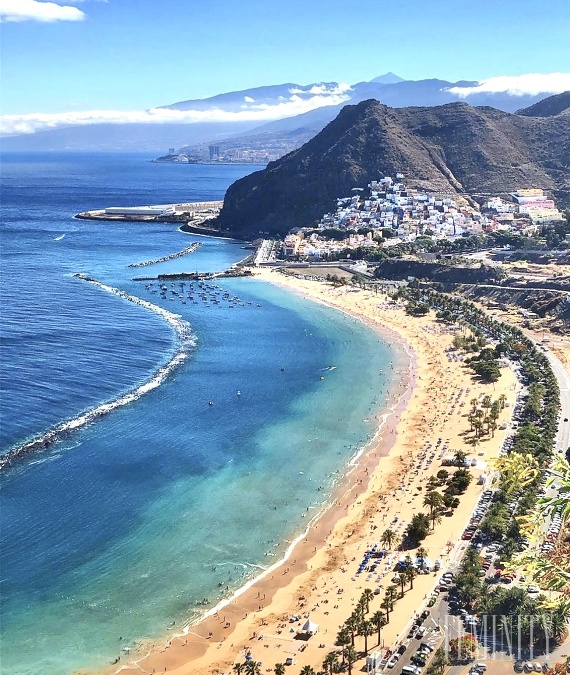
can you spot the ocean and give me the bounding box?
[0,152,402,675]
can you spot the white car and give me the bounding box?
[386,653,399,669]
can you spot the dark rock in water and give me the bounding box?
[215,98,570,237]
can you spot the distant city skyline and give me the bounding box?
[1,0,569,133]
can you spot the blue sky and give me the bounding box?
[1,0,569,125]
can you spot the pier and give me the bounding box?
[128,242,202,268]
[75,200,224,224]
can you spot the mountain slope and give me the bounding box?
[216,99,570,237]
[517,91,570,117]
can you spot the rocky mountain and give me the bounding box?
[216,99,570,237]
[517,91,570,117]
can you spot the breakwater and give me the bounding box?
[0,275,195,472]
[128,242,202,268]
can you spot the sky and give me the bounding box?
[1,0,569,133]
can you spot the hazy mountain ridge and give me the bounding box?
[216,98,570,237]
[2,74,562,151]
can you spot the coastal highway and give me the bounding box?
[543,348,570,457]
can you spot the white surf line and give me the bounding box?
[0,274,195,472]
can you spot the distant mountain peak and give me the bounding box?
[369,72,405,84]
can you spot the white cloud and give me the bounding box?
[244,96,255,103]
[289,82,353,96]
[446,73,570,98]
[1,91,352,135]
[0,0,86,22]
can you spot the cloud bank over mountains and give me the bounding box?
[447,73,570,98]
[1,88,352,135]
[2,73,569,137]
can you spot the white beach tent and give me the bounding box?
[302,619,319,635]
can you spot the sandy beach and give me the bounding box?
[99,269,519,675]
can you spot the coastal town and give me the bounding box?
[275,177,566,263]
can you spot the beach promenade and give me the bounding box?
[101,270,521,675]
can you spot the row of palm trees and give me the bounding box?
[467,394,505,440]
[403,288,569,615]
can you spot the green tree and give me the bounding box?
[407,512,430,542]
[380,528,397,550]
[342,645,358,675]
[359,619,375,655]
[299,667,316,675]
[426,646,450,674]
[322,652,338,675]
[453,450,468,467]
[244,660,262,675]
[274,664,286,675]
[436,469,449,484]
[361,587,374,614]
[424,490,444,517]
[371,610,386,645]
[416,546,428,570]
[336,626,351,649]
[406,562,418,589]
[397,572,407,597]
[344,615,359,647]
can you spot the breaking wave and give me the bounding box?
[0,275,195,472]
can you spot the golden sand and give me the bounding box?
[101,269,519,675]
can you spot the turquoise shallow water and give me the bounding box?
[0,154,404,674]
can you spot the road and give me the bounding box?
[543,348,570,457]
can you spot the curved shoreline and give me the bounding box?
[0,275,195,473]
[103,270,521,675]
[99,275,415,675]
[128,242,202,268]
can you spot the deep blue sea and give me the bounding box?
[0,152,401,675]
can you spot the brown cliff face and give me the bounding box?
[215,99,570,237]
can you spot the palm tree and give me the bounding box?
[406,563,418,589]
[423,490,443,519]
[274,664,285,675]
[380,597,392,623]
[359,619,375,656]
[361,587,374,614]
[322,652,339,675]
[342,645,358,675]
[416,546,428,571]
[299,667,316,675]
[386,584,398,608]
[371,609,385,645]
[380,528,396,550]
[244,661,261,675]
[430,509,443,531]
[397,572,407,598]
[336,625,351,649]
[232,663,245,675]
[344,615,359,646]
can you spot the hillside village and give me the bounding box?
[280,176,566,261]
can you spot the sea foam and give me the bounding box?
[0,274,195,472]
